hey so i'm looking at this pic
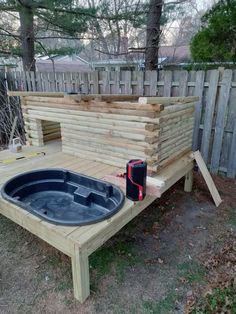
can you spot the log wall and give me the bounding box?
[19,93,197,174]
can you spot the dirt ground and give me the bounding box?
[0,172,235,314]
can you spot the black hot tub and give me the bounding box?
[1,169,125,226]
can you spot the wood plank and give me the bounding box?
[156,152,194,192]
[160,102,195,115]
[163,71,172,97]
[124,71,131,94]
[8,91,64,97]
[26,103,158,118]
[27,110,155,124]
[65,94,140,103]
[178,70,188,96]
[102,174,162,196]
[139,96,199,105]
[210,69,232,173]
[137,71,144,95]
[61,130,149,149]
[25,71,31,91]
[62,137,148,158]
[30,72,36,91]
[149,70,158,96]
[92,71,99,94]
[65,99,163,112]
[193,150,222,207]
[184,169,193,192]
[201,70,220,162]
[71,246,90,302]
[227,119,236,178]
[192,71,205,150]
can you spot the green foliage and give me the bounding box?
[90,239,142,290]
[177,261,207,284]
[34,1,94,36]
[191,282,236,314]
[36,44,83,57]
[191,0,236,62]
[143,292,177,314]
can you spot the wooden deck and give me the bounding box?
[0,140,194,302]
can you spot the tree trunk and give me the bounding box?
[145,0,162,70]
[19,4,35,72]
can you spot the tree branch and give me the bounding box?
[0,49,20,56]
[36,36,96,40]
[0,27,21,42]
[34,3,146,22]
[0,6,16,11]
[94,48,130,56]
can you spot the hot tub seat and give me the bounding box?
[1,169,125,226]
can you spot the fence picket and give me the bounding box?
[137,71,144,95]
[227,119,236,178]
[178,70,188,96]
[210,69,232,173]
[25,71,31,91]
[124,71,131,94]
[149,71,157,96]
[30,72,36,91]
[163,71,172,97]
[192,71,205,151]
[201,70,220,162]
[92,71,99,94]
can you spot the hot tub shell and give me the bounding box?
[1,169,125,226]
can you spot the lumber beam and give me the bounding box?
[8,91,64,97]
[102,174,163,197]
[192,150,222,207]
[64,94,140,102]
[139,96,199,105]
[71,245,90,302]
[184,169,193,192]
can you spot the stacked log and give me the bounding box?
[42,120,61,143]
[18,93,198,174]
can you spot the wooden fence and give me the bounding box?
[6,69,236,179]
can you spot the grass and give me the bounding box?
[55,280,73,292]
[90,238,142,290]
[191,281,236,314]
[177,261,207,284]
[143,292,177,314]
[227,215,236,228]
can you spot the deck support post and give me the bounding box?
[71,245,90,302]
[184,169,193,192]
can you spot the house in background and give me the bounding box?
[159,45,191,63]
[90,46,191,71]
[36,55,92,72]
[91,59,144,71]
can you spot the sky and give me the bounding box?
[196,0,216,10]
[163,0,217,46]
